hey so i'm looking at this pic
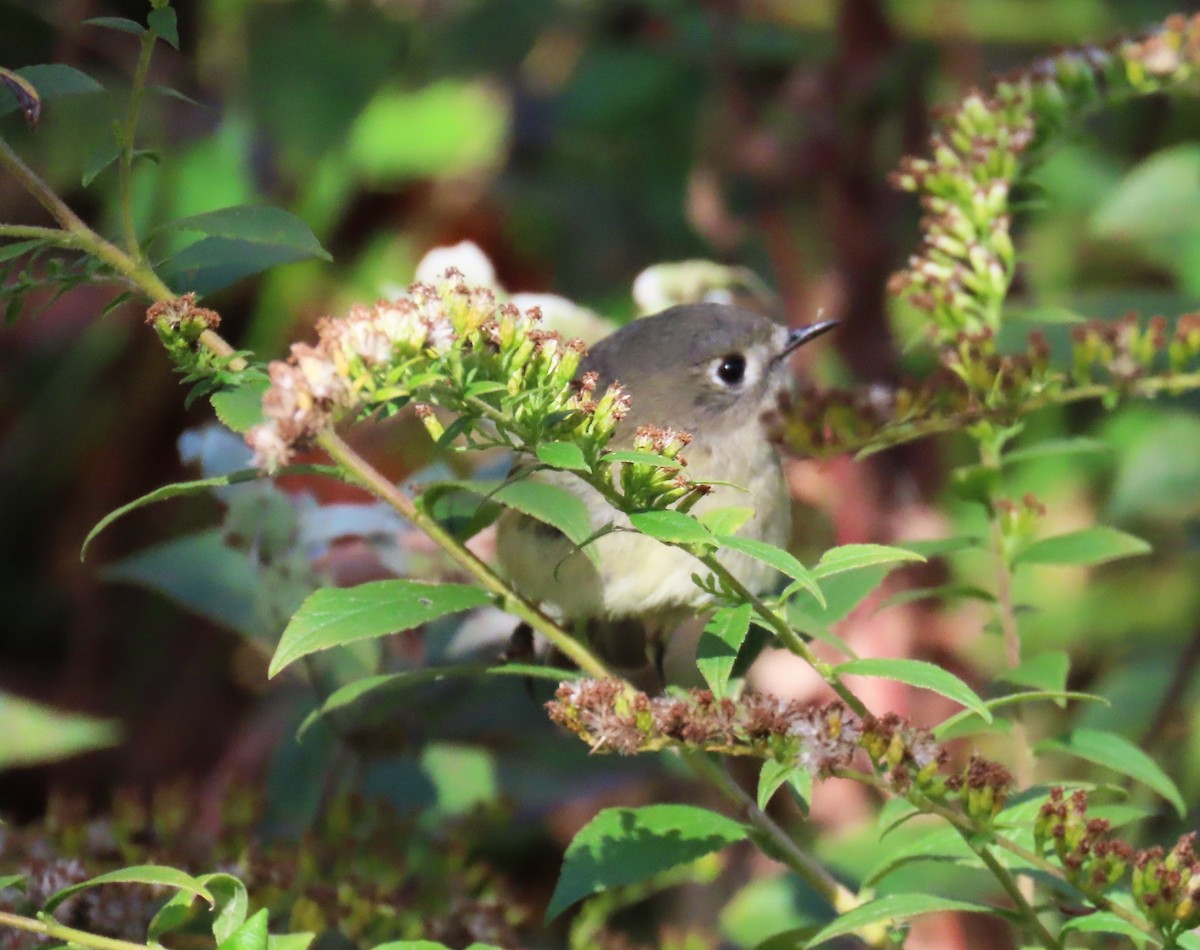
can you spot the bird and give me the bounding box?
[495,302,838,677]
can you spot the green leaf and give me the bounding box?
[493,479,594,547]
[0,240,44,264]
[148,872,247,942]
[0,691,119,768]
[269,581,492,677]
[82,143,121,187]
[696,506,755,536]
[372,943,456,950]
[1061,911,1155,942]
[834,658,991,722]
[546,804,746,920]
[162,236,324,296]
[147,6,179,48]
[0,875,23,890]
[629,509,714,546]
[82,16,146,35]
[268,935,315,950]
[211,381,269,433]
[1038,729,1185,817]
[82,470,265,561]
[716,535,823,607]
[164,206,330,258]
[1002,437,1111,466]
[158,206,331,296]
[535,441,589,472]
[1015,526,1150,567]
[874,583,996,613]
[45,866,214,914]
[933,691,1108,741]
[756,759,811,813]
[602,449,681,467]
[218,908,268,950]
[1000,651,1070,694]
[696,603,752,697]
[804,894,993,946]
[892,536,984,558]
[0,64,103,118]
[812,544,924,580]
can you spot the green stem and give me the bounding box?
[314,428,613,680]
[969,839,1062,949]
[682,752,891,949]
[118,29,157,261]
[0,910,150,950]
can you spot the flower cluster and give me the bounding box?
[1035,788,1133,898]
[781,314,1200,458]
[246,270,627,471]
[888,14,1200,347]
[1132,833,1200,934]
[615,425,712,512]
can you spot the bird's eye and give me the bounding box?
[715,354,746,386]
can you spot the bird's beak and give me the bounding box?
[779,319,839,358]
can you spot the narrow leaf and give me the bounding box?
[716,535,823,607]
[894,536,984,558]
[805,894,993,946]
[82,16,146,35]
[1000,651,1070,694]
[756,759,811,814]
[1015,526,1150,567]
[602,449,681,467]
[45,866,214,913]
[163,206,330,259]
[218,908,267,950]
[1061,911,1156,942]
[874,583,996,613]
[629,509,714,546]
[546,804,746,920]
[835,658,991,722]
[269,581,491,677]
[813,544,924,580]
[81,471,267,561]
[934,691,1108,741]
[0,691,119,768]
[535,441,589,472]
[1038,729,1185,817]
[696,603,752,697]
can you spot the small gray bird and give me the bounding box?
[496,303,837,672]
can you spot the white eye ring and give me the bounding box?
[711,353,748,387]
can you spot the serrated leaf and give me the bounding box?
[546,804,746,920]
[834,658,991,722]
[696,506,755,536]
[218,908,267,950]
[716,535,823,607]
[1002,437,1111,466]
[535,441,589,472]
[81,470,265,561]
[1038,729,1185,817]
[211,381,269,433]
[269,581,492,677]
[812,544,924,580]
[0,65,103,120]
[696,603,752,697]
[45,866,214,914]
[148,6,179,48]
[0,691,119,768]
[629,509,714,545]
[933,691,1107,741]
[805,894,993,946]
[1015,526,1150,567]
[756,759,811,813]
[82,16,146,35]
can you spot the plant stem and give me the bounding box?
[682,752,892,949]
[0,911,150,950]
[118,30,157,261]
[315,429,613,680]
[970,839,1062,949]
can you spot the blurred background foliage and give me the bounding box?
[6,1,1200,947]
